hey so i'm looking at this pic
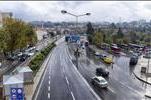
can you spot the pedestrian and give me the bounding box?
[112,55,114,69]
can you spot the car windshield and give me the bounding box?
[100,79,106,83]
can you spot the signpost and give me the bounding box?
[65,35,80,43]
[11,88,24,100]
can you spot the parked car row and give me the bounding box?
[6,46,36,62]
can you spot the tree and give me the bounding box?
[86,22,94,43]
[92,32,103,46]
[86,22,94,35]
[117,27,124,38]
[110,23,116,29]
[0,28,8,53]
[2,17,37,53]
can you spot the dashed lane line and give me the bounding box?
[48,80,50,85]
[48,93,50,99]
[71,91,75,100]
[108,86,116,94]
[48,86,50,91]
[65,76,69,85]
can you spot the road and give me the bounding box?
[68,43,147,100]
[35,42,100,100]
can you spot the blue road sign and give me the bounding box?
[70,35,80,42]
[65,35,80,43]
[11,88,24,100]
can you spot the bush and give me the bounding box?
[29,43,56,75]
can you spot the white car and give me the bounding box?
[91,76,108,88]
[17,52,23,57]
[95,52,101,56]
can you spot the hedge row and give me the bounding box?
[29,42,56,76]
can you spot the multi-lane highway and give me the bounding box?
[35,42,100,100]
[68,43,147,100]
[34,39,149,100]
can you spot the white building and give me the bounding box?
[0,12,12,27]
[35,29,48,41]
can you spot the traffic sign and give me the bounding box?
[11,88,24,100]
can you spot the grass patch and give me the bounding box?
[29,42,56,76]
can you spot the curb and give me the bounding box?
[145,94,151,98]
[31,47,55,100]
[66,46,101,100]
[31,36,62,100]
[133,71,151,85]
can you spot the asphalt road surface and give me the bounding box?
[36,42,100,100]
[68,43,147,100]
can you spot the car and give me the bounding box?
[95,52,101,56]
[99,54,107,60]
[91,76,108,88]
[17,52,23,57]
[81,45,85,49]
[7,54,17,61]
[96,67,109,77]
[103,57,113,64]
[85,41,89,47]
[99,54,112,64]
[27,52,34,57]
[19,54,28,62]
[129,56,138,65]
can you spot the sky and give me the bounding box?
[0,1,151,23]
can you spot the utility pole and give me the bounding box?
[61,10,91,69]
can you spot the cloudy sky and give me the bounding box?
[0,1,151,23]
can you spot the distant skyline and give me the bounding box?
[1,1,151,23]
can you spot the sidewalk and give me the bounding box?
[133,55,151,98]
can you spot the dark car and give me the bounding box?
[96,68,109,77]
[129,56,138,65]
[6,54,17,61]
[19,54,28,62]
[85,41,89,47]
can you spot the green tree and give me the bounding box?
[117,27,124,38]
[86,22,94,43]
[2,17,37,53]
[86,22,94,35]
[92,32,103,46]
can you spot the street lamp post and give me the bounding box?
[61,10,90,33]
[61,10,91,69]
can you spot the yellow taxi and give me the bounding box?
[103,57,113,64]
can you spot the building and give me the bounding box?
[0,12,12,27]
[35,28,48,41]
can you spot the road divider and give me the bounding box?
[28,42,56,76]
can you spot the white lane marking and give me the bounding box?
[63,67,65,74]
[34,52,53,100]
[108,86,115,94]
[49,76,50,79]
[49,80,50,85]
[65,47,101,100]
[65,76,69,85]
[48,86,50,91]
[70,91,75,100]
[48,93,50,99]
